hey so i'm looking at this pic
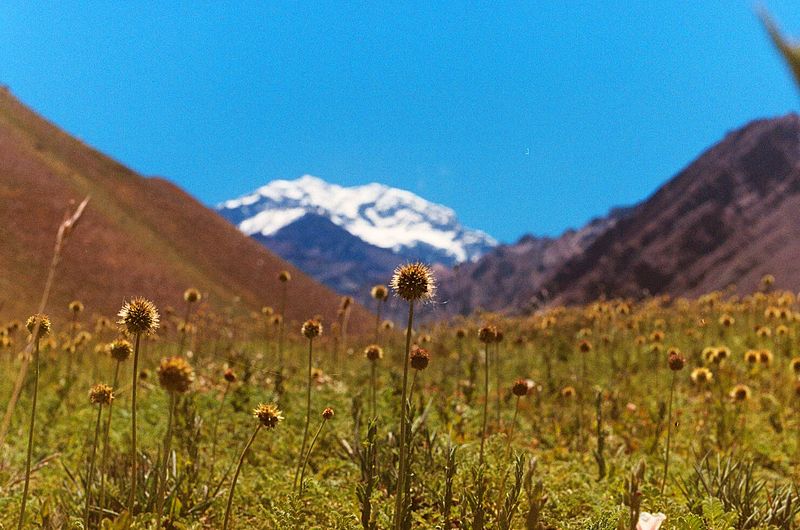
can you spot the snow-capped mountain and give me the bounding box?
[216,175,497,265]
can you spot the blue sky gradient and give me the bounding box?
[2,2,800,242]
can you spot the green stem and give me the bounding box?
[84,404,103,529]
[98,360,120,514]
[156,392,177,527]
[222,424,261,530]
[17,338,40,530]
[392,301,415,530]
[661,371,676,495]
[370,360,377,419]
[128,333,141,515]
[293,338,314,491]
[210,381,231,478]
[299,418,327,496]
[479,341,490,467]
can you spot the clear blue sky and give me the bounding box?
[2,2,799,243]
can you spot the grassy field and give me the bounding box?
[1,272,800,529]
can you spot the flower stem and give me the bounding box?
[156,392,177,527]
[17,338,40,530]
[661,371,676,495]
[479,341,490,467]
[392,300,415,530]
[98,360,121,513]
[299,418,328,496]
[84,404,104,529]
[128,332,141,515]
[222,424,261,530]
[293,338,314,492]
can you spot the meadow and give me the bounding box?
[2,263,800,529]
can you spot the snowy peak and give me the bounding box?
[216,175,497,264]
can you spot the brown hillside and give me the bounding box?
[0,88,371,330]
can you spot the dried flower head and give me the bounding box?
[117,298,160,335]
[719,314,735,327]
[455,328,466,339]
[409,345,430,371]
[107,339,133,362]
[322,407,334,420]
[278,270,292,283]
[371,285,388,301]
[89,384,114,405]
[390,262,436,302]
[744,349,760,364]
[561,386,576,398]
[494,329,504,343]
[691,367,713,384]
[26,314,51,339]
[271,315,283,327]
[758,349,773,365]
[478,325,497,344]
[183,288,201,303]
[512,378,530,397]
[253,403,283,428]
[224,368,237,383]
[668,349,686,371]
[69,300,84,313]
[729,384,751,402]
[578,339,593,353]
[649,330,665,343]
[790,357,800,374]
[157,357,195,394]
[301,319,323,339]
[761,274,775,287]
[261,306,274,316]
[381,320,394,331]
[364,344,383,361]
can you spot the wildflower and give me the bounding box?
[157,357,195,394]
[729,384,752,402]
[478,325,497,344]
[756,325,772,338]
[390,262,436,301]
[106,339,132,362]
[691,367,713,384]
[26,314,51,339]
[744,350,759,364]
[253,403,283,429]
[117,298,160,335]
[69,300,84,313]
[637,512,667,530]
[719,314,734,327]
[364,344,383,361]
[371,284,388,301]
[261,306,274,316]
[224,368,237,383]
[278,270,291,282]
[561,385,576,398]
[789,357,800,374]
[667,349,685,371]
[301,319,322,339]
[89,384,114,405]
[409,345,430,371]
[183,288,201,303]
[322,407,335,420]
[649,330,665,343]
[512,378,530,397]
[758,349,773,366]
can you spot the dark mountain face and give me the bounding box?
[255,213,399,299]
[438,114,800,314]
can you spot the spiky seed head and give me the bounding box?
[139,369,149,380]
[381,320,394,331]
[578,339,592,353]
[409,345,430,371]
[107,339,133,362]
[795,380,800,398]
[261,306,274,316]
[89,384,114,405]
[224,368,237,383]
[157,357,195,394]
[790,357,800,374]
[7,320,21,332]
[253,403,283,429]
[716,346,731,360]
[758,349,773,365]
[278,270,292,283]
[69,300,84,313]
[117,298,160,335]
[371,285,388,301]
[512,378,530,397]
[761,274,775,287]
[26,314,51,339]
[561,386,576,398]
[478,325,497,344]
[729,384,751,402]
[719,314,735,327]
[455,328,466,339]
[668,349,685,371]
[271,315,283,327]
[364,344,383,361]
[691,367,712,384]
[322,407,334,420]
[301,319,322,339]
[649,330,665,342]
[183,288,201,303]
[756,326,772,338]
[390,262,436,302]
[744,350,759,364]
